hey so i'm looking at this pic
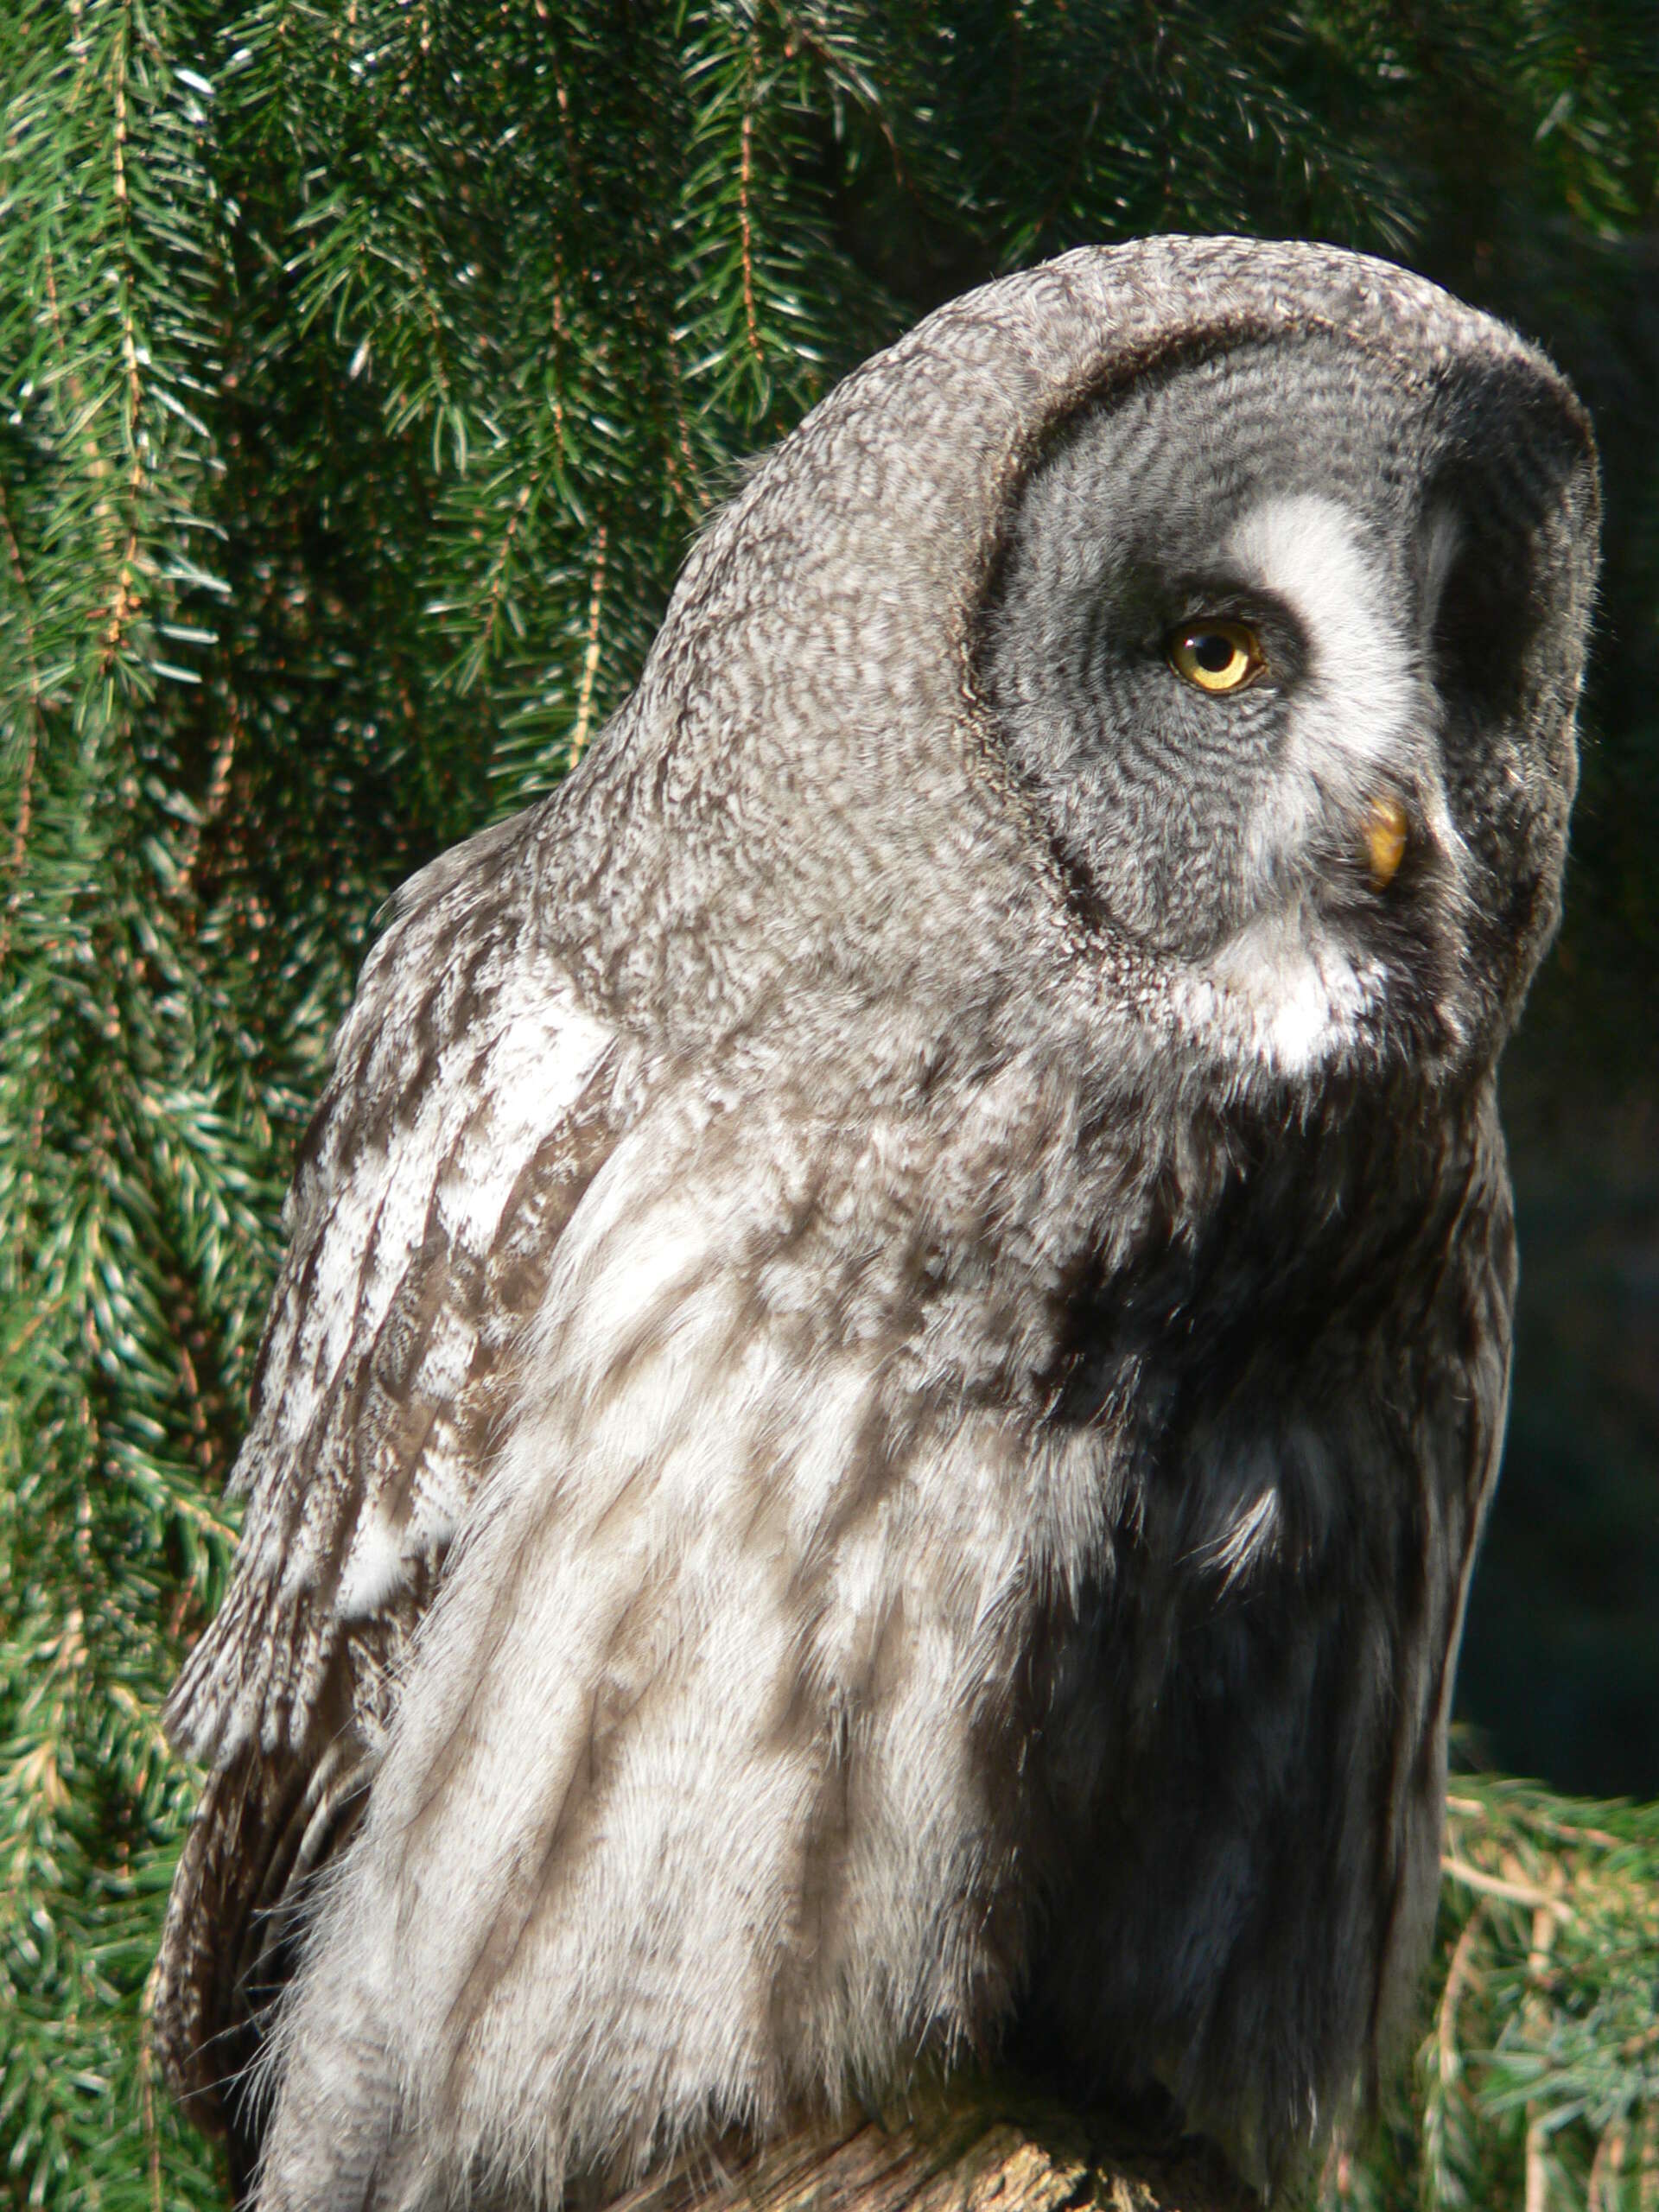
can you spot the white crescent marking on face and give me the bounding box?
[1224,494,1426,887]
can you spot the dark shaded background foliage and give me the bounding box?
[0,4,1655,2207]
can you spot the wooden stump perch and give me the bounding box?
[610,2082,1255,2212]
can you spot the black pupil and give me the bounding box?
[1192,632,1236,673]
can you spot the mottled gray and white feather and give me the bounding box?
[156,237,1599,2210]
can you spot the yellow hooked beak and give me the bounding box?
[1363,794,1409,889]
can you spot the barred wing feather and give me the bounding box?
[155,810,622,2155]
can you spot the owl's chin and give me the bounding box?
[1145,906,1467,1096]
[1179,909,1385,1078]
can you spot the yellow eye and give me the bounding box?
[1166,620,1264,695]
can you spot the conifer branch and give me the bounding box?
[570,522,609,765]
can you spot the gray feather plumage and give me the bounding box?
[156,237,1599,2208]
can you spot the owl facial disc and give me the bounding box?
[980,326,1592,1080]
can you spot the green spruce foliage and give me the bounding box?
[0,6,1654,2208]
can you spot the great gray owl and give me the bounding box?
[156,237,1599,2210]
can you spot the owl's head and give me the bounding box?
[571,239,1598,1096]
[978,321,1597,1083]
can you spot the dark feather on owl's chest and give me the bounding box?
[994,1073,1510,2167]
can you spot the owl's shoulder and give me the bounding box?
[166,801,622,1772]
